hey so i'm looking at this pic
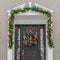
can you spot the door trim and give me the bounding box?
[7,3,53,60]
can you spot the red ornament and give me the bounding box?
[29,29,32,33]
[47,30,48,32]
[8,35,12,37]
[47,34,51,38]
[9,16,13,19]
[35,34,38,38]
[37,35,39,38]
[23,35,26,40]
[34,40,37,45]
[8,35,10,37]
[49,34,51,37]
[9,43,12,47]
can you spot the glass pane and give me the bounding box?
[16,28,20,60]
[40,29,44,60]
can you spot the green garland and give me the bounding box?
[8,6,54,49]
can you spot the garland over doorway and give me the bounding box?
[8,6,54,49]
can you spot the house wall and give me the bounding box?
[0,0,60,60]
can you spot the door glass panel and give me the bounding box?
[16,28,20,60]
[40,29,44,60]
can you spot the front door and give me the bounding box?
[15,25,46,60]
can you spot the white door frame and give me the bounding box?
[7,2,53,60]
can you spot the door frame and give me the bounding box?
[7,2,53,60]
[15,24,46,60]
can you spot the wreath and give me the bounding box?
[23,29,38,47]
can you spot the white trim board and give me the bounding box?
[7,2,53,60]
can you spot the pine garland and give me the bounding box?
[8,6,54,49]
